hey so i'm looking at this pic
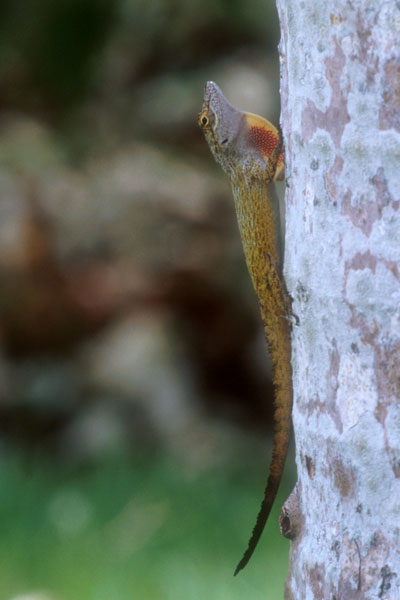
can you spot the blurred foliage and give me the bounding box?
[0,1,289,597]
[0,451,290,600]
[0,0,116,110]
[0,0,279,114]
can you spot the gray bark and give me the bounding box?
[275,0,400,598]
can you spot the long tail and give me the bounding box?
[233,258,293,576]
[234,410,291,575]
[231,171,293,576]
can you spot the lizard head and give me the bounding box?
[198,81,242,173]
[199,81,284,181]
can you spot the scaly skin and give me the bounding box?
[199,82,292,576]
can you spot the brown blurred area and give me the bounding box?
[0,0,282,461]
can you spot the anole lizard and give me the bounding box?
[198,81,293,576]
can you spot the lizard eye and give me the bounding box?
[199,110,211,128]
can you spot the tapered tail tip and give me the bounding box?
[233,557,247,576]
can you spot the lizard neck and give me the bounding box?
[230,167,282,287]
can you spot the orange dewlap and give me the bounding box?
[249,126,278,157]
[244,112,284,176]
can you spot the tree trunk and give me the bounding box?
[275,0,400,598]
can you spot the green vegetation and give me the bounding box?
[0,451,290,599]
[0,2,287,597]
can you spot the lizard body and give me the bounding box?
[198,82,293,576]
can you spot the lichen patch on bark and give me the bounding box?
[379,57,400,133]
[332,457,356,498]
[354,8,379,85]
[301,40,350,148]
[324,154,344,202]
[341,167,397,237]
[372,167,399,213]
[373,341,400,478]
[305,454,316,479]
[308,562,327,598]
[326,338,343,433]
[296,392,324,420]
[374,341,400,405]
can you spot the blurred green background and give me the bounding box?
[0,1,294,598]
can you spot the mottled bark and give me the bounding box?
[275,1,400,598]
